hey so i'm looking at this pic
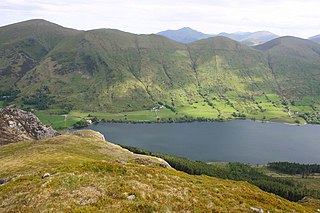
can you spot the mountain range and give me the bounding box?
[157,27,280,45]
[157,27,320,47]
[1,19,320,123]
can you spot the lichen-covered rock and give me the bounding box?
[71,130,105,141]
[0,107,58,145]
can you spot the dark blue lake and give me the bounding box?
[80,120,320,164]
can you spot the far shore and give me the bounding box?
[71,117,311,130]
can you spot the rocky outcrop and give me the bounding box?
[72,130,105,141]
[0,107,58,145]
[71,130,172,169]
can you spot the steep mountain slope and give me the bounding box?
[0,129,311,212]
[255,36,320,99]
[0,107,57,145]
[15,31,280,115]
[17,28,195,112]
[0,19,80,89]
[188,36,276,99]
[157,27,213,43]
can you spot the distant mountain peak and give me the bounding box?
[157,27,214,43]
[180,27,193,30]
[5,19,64,28]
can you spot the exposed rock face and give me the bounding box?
[0,107,58,145]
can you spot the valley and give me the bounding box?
[1,0,320,210]
[1,19,320,128]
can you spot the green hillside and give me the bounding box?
[0,19,80,89]
[255,36,320,98]
[1,20,320,126]
[0,130,313,212]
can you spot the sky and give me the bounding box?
[0,0,319,38]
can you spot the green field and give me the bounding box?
[34,93,314,130]
[35,111,81,130]
[32,92,320,130]
[176,102,220,119]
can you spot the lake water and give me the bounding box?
[80,120,320,164]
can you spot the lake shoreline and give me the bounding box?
[77,119,320,164]
[79,117,309,130]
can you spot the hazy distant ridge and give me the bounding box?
[157,27,214,43]
[157,27,279,45]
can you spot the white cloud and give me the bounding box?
[0,0,319,38]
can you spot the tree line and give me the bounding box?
[0,89,20,106]
[268,162,320,178]
[121,145,320,202]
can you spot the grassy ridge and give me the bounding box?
[0,130,312,212]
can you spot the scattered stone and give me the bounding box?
[0,178,7,185]
[116,160,127,164]
[79,198,97,206]
[42,173,51,179]
[250,207,264,213]
[133,157,172,169]
[127,194,136,200]
[298,196,310,203]
[159,161,170,168]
